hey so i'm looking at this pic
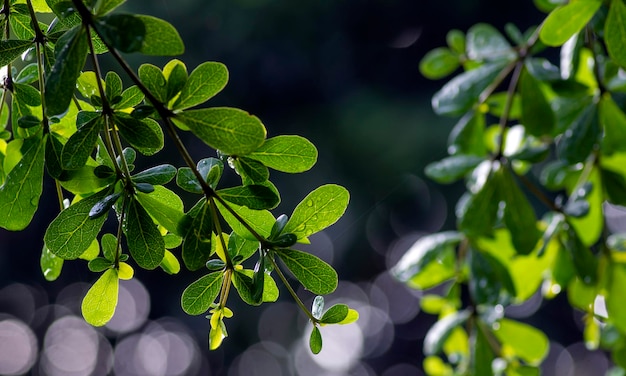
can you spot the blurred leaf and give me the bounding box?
[175,108,266,155]
[606,0,626,69]
[311,295,324,320]
[408,247,457,290]
[471,324,495,376]
[181,271,223,315]
[520,68,555,136]
[459,168,499,237]
[424,309,471,356]
[607,263,626,333]
[493,319,549,364]
[40,245,64,281]
[172,62,228,110]
[600,94,626,154]
[81,268,118,326]
[247,135,318,173]
[562,226,597,285]
[540,0,602,46]
[125,198,165,270]
[469,248,516,305]
[309,326,322,354]
[425,155,484,184]
[94,14,145,53]
[567,168,603,246]
[276,248,337,295]
[500,169,540,255]
[448,111,487,156]
[419,47,460,79]
[432,61,509,116]
[557,103,599,164]
[392,231,463,282]
[447,29,465,54]
[282,184,349,240]
[136,15,184,56]
[466,23,516,61]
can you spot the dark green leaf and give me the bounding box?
[45,26,88,116]
[44,189,109,259]
[0,136,45,230]
[200,158,224,188]
[130,105,155,119]
[600,94,626,154]
[276,248,338,295]
[181,271,223,315]
[320,304,349,324]
[270,214,289,239]
[61,113,103,170]
[448,111,487,156]
[466,23,516,61]
[17,115,41,129]
[125,198,165,270]
[606,0,626,68]
[88,257,113,272]
[432,61,509,116]
[251,254,265,305]
[603,168,626,206]
[132,164,176,185]
[15,63,39,85]
[423,309,471,355]
[233,157,269,184]
[101,233,117,262]
[206,259,225,271]
[562,226,597,285]
[419,47,460,80]
[176,167,203,194]
[520,68,555,136]
[88,192,120,219]
[540,0,602,46]
[469,249,516,305]
[0,39,33,67]
[247,135,318,173]
[114,114,163,155]
[471,324,495,376]
[12,83,41,107]
[94,13,145,53]
[105,71,123,100]
[557,103,599,164]
[172,62,228,110]
[174,107,266,155]
[525,57,561,82]
[136,15,184,56]
[459,169,500,237]
[309,326,322,354]
[182,202,213,271]
[218,185,280,210]
[392,231,463,282]
[425,155,484,184]
[283,184,349,240]
[94,0,126,15]
[270,233,297,248]
[500,169,540,255]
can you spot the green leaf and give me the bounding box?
[174,107,267,155]
[113,86,144,110]
[424,309,472,356]
[138,63,168,103]
[45,26,89,116]
[81,268,119,326]
[182,201,213,271]
[0,136,45,230]
[607,263,626,333]
[500,169,540,255]
[469,249,516,305]
[160,249,181,275]
[231,269,279,305]
[520,68,555,137]
[309,326,322,354]
[94,14,145,53]
[493,319,549,364]
[61,113,103,170]
[132,164,176,185]
[448,111,487,156]
[0,39,34,66]
[135,185,184,236]
[605,0,626,68]
[136,15,184,56]
[100,233,117,262]
[88,192,121,219]
[172,62,228,110]
[471,324,496,376]
[105,71,123,100]
[88,257,113,272]
[217,185,280,210]
[45,190,109,259]
[276,248,338,295]
[40,245,64,281]
[233,157,269,184]
[320,304,349,324]
[459,169,500,237]
[540,0,602,46]
[181,271,224,315]
[10,14,36,40]
[125,198,165,270]
[567,167,603,246]
[282,184,349,240]
[215,200,274,240]
[94,0,125,15]
[466,23,516,61]
[163,59,188,101]
[247,135,318,173]
[432,61,509,116]
[600,94,626,154]
[557,104,599,164]
[425,155,484,184]
[419,47,460,80]
[114,114,164,155]
[562,226,597,285]
[392,231,463,282]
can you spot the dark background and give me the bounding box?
[0,1,608,375]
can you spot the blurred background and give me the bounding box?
[0,0,614,375]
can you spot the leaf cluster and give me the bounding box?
[398,1,626,374]
[0,0,354,353]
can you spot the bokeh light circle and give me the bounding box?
[0,317,38,375]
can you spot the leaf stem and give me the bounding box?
[209,197,234,269]
[269,255,318,323]
[114,194,128,268]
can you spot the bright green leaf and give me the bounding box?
[0,39,33,67]
[160,249,181,275]
[539,0,602,46]
[125,198,165,270]
[215,199,274,241]
[181,271,224,315]
[320,304,349,324]
[419,47,460,80]
[607,263,626,333]
[136,15,184,56]
[247,135,318,173]
[172,62,228,110]
[493,319,549,364]
[135,185,184,236]
[94,14,145,53]
[81,268,119,326]
[61,113,103,170]
[424,309,471,356]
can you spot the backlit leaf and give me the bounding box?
[124,198,165,270]
[181,271,224,315]
[309,326,322,354]
[493,319,549,364]
[424,309,471,355]
[540,0,602,46]
[0,40,33,66]
[135,185,184,236]
[247,135,318,173]
[320,304,349,324]
[81,268,119,326]
[419,47,460,80]
[276,248,337,295]
[136,15,184,56]
[172,62,228,110]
